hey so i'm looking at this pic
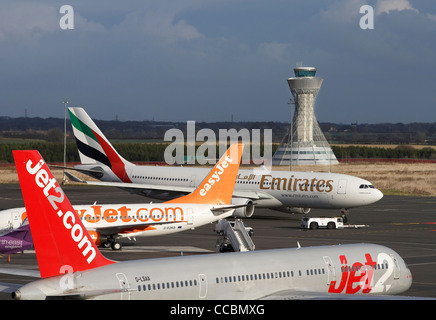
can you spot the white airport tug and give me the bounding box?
[301,217,369,229]
[301,217,344,229]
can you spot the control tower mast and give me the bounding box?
[272,66,338,166]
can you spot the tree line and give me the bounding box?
[1,142,436,164]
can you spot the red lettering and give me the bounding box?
[346,262,366,294]
[363,253,376,293]
[328,255,348,293]
[329,253,375,295]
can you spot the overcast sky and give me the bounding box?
[0,0,435,123]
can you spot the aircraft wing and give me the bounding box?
[0,282,26,293]
[45,288,125,300]
[92,220,187,237]
[65,172,273,201]
[0,267,41,293]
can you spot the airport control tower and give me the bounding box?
[272,66,338,166]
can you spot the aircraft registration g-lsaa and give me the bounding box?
[4,144,245,251]
[10,150,411,300]
[64,107,383,218]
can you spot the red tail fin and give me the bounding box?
[166,143,244,205]
[13,150,114,278]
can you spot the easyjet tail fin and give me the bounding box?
[68,107,133,182]
[166,143,243,205]
[13,150,115,278]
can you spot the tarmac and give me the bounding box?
[0,184,435,300]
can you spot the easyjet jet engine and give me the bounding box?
[87,230,101,246]
[231,198,255,218]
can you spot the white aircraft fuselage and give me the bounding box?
[14,243,412,300]
[78,163,383,211]
[1,203,235,242]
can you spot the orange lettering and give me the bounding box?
[150,207,164,222]
[136,208,149,222]
[119,206,132,222]
[103,208,117,223]
[165,207,184,221]
[91,205,102,222]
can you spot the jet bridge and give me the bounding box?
[214,219,255,252]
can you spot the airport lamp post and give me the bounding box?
[61,100,69,184]
[288,98,295,171]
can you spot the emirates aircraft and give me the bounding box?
[4,144,245,251]
[10,150,411,300]
[64,107,383,218]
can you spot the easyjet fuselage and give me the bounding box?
[1,203,233,240]
[80,163,383,210]
[15,243,412,300]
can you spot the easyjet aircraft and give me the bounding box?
[64,107,383,218]
[4,144,244,251]
[10,150,411,300]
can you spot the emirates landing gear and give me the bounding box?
[341,209,349,224]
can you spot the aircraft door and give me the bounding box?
[116,273,131,300]
[337,180,347,194]
[323,256,336,285]
[187,208,194,225]
[190,175,196,187]
[390,254,400,279]
[198,274,207,298]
